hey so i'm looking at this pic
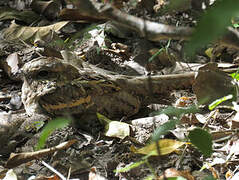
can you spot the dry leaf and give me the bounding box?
[193,63,237,105]
[3,21,69,45]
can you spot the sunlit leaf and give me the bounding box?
[114,160,146,173]
[205,47,213,59]
[135,139,186,156]
[231,71,239,80]
[209,94,233,110]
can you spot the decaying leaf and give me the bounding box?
[192,63,237,105]
[3,21,69,46]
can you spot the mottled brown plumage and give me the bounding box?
[21,57,194,121]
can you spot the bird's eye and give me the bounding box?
[37,70,49,78]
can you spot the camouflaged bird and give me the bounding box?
[21,57,194,124]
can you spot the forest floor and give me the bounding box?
[0,0,239,180]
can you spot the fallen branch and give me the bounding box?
[72,0,239,49]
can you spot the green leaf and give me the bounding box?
[143,175,154,180]
[97,112,112,125]
[36,118,71,150]
[151,105,200,118]
[151,120,179,142]
[233,23,239,28]
[185,0,239,56]
[188,128,213,157]
[231,70,239,80]
[202,175,217,180]
[167,177,187,180]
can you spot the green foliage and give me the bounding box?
[231,70,239,80]
[167,177,187,180]
[143,175,154,180]
[232,23,239,28]
[188,128,213,157]
[114,159,146,173]
[151,119,179,142]
[232,16,239,28]
[114,153,154,173]
[209,94,233,110]
[151,105,200,118]
[148,48,164,62]
[202,175,217,180]
[185,0,239,56]
[36,118,71,150]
